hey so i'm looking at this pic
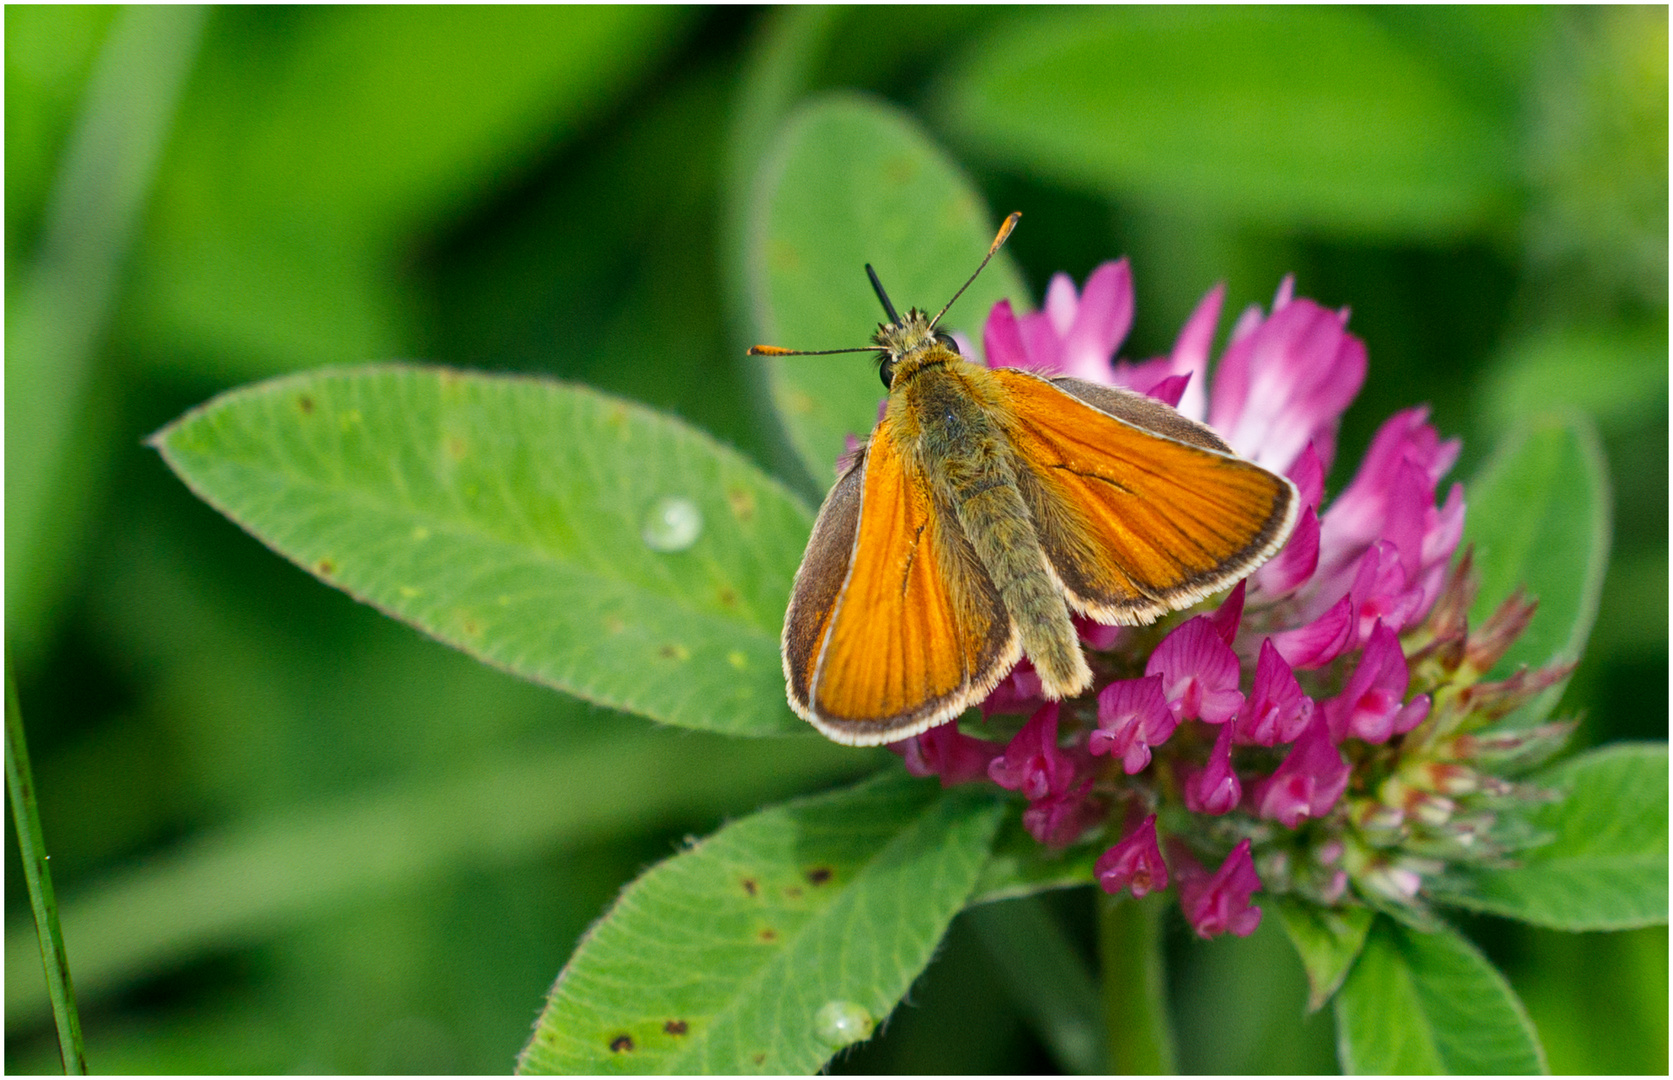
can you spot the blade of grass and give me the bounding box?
[6,659,87,1074]
[6,5,207,663]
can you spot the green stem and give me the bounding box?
[6,661,87,1074]
[1099,891,1175,1074]
[967,896,1105,1074]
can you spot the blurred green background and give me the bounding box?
[6,6,1665,1073]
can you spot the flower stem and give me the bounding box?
[6,659,87,1074]
[967,896,1105,1074]
[1098,891,1176,1074]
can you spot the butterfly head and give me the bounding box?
[743,212,1019,391]
[871,308,960,390]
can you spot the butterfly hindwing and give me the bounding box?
[782,452,866,718]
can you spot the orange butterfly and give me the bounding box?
[753,214,1298,746]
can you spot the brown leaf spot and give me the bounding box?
[806,866,833,886]
[753,1053,766,1066]
[315,558,336,577]
[604,616,626,635]
[726,486,756,522]
[717,586,739,609]
[609,1034,634,1053]
[664,1020,688,1036]
[461,617,483,637]
[759,928,778,943]
[741,877,758,897]
[658,643,689,661]
[446,435,467,461]
[784,886,803,900]
[297,395,315,414]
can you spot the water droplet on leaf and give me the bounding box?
[814,1001,874,1047]
[643,497,702,552]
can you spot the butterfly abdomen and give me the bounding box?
[900,360,1093,700]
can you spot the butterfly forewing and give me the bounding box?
[994,370,1297,623]
[782,455,866,715]
[797,428,1015,745]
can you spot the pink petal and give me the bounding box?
[1325,621,1413,743]
[980,660,1046,718]
[1095,814,1169,898]
[1268,594,1355,670]
[1208,581,1245,645]
[1184,719,1242,815]
[1179,839,1263,939]
[1147,617,1245,724]
[1250,505,1320,601]
[1288,442,1326,511]
[1059,260,1131,383]
[1043,273,1079,336]
[1091,674,1176,775]
[1075,616,1124,651]
[1238,638,1316,746]
[982,299,1030,371]
[1228,302,1265,347]
[1143,372,1191,407]
[1208,299,1367,476]
[891,722,1000,787]
[1166,284,1224,422]
[1254,713,1350,827]
[1317,407,1440,578]
[1423,483,1466,570]
[989,703,1076,799]
[1019,309,1066,373]
[1023,777,1101,847]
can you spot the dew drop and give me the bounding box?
[813,1001,875,1047]
[642,496,702,552]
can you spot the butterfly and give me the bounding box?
[752,213,1298,746]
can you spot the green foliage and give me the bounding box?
[136,6,690,378]
[518,773,1003,1074]
[1429,743,1669,931]
[968,809,1102,905]
[933,7,1517,236]
[748,93,1029,484]
[1274,899,1374,1012]
[1336,918,1546,1073]
[6,7,1664,1075]
[151,366,810,738]
[1462,415,1611,723]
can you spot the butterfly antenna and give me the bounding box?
[864,264,901,324]
[929,211,1020,331]
[747,344,876,357]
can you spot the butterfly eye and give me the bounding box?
[933,332,960,354]
[879,358,896,388]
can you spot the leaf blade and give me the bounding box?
[748,93,1030,484]
[934,7,1517,237]
[1462,415,1611,725]
[517,772,1005,1074]
[1428,743,1669,930]
[151,364,812,737]
[1274,898,1374,1012]
[1335,917,1546,1074]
